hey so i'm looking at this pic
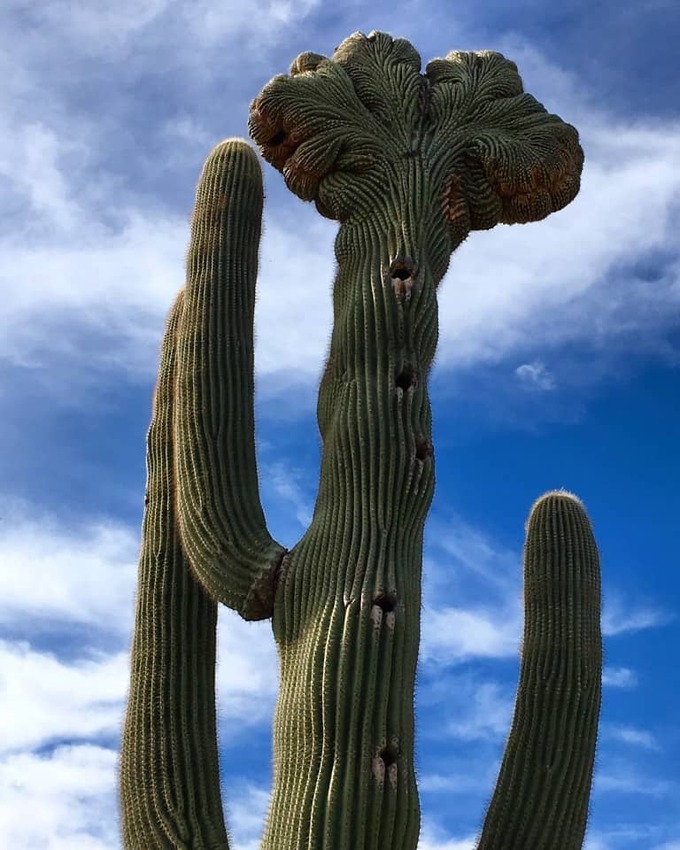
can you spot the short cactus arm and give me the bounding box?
[477,491,602,850]
[120,291,230,849]
[174,140,286,621]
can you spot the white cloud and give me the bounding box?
[603,596,671,636]
[0,744,119,850]
[0,497,280,736]
[0,499,280,847]
[182,0,321,46]
[28,0,170,56]
[0,641,127,756]
[421,606,520,665]
[515,360,555,391]
[445,681,514,741]
[418,825,477,850]
[419,676,514,742]
[607,725,659,750]
[595,768,675,797]
[419,771,490,794]
[5,0,320,65]
[0,500,138,633]
[225,783,271,850]
[216,609,278,735]
[602,666,638,688]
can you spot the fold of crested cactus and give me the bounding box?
[477,491,602,850]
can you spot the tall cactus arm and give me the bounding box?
[174,140,286,621]
[477,491,602,850]
[120,291,231,849]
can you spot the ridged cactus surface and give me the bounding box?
[174,143,286,621]
[120,291,231,848]
[120,30,601,850]
[478,491,602,849]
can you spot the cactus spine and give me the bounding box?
[120,31,602,850]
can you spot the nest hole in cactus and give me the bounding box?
[395,364,417,391]
[378,742,400,767]
[372,591,398,613]
[415,437,432,461]
[269,130,287,146]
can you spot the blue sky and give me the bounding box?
[1,0,678,848]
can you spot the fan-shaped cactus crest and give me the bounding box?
[120,30,600,850]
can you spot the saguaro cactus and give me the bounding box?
[120,31,601,850]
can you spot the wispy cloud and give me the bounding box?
[584,837,613,850]
[417,827,477,850]
[595,767,675,797]
[606,725,660,750]
[260,461,315,533]
[515,360,556,391]
[603,596,672,636]
[421,606,519,665]
[420,675,514,743]
[0,744,118,850]
[419,771,492,795]
[422,511,668,666]
[224,782,271,850]
[0,641,126,755]
[427,514,520,595]
[603,666,638,688]
[0,498,138,634]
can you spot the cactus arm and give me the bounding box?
[174,140,286,621]
[120,291,231,849]
[477,491,602,850]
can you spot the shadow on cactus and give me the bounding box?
[120,30,601,850]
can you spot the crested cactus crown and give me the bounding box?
[249,31,583,242]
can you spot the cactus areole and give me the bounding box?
[120,31,601,850]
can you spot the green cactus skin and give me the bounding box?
[477,491,602,850]
[120,291,231,849]
[120,29,600,850]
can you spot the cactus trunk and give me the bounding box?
[264,173,444,849]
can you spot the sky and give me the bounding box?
[1,0,679,848]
